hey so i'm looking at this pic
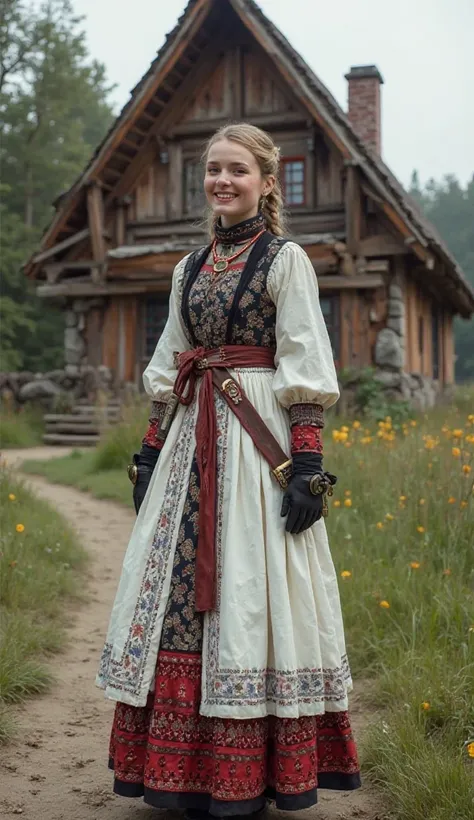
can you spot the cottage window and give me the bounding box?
[281,158,305,206]
[144,298,169,359]
[184,159,206,214]
[320,294,340,365]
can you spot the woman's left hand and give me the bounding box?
[281,474,323,534]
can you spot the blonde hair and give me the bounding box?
[202,123,286,239]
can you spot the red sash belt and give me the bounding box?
[173,345,276,612]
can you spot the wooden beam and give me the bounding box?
[317,274,384,289]
[32,227,90,264]
[37,280,173,298]
[170,111,309,137]
[359,234,410,257]
[87,183,106,262]
[345,164,361,257]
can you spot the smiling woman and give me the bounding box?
[98,123,360,818]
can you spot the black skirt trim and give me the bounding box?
[110,760,361,815]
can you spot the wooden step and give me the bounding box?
[45,422,105,434]
[43,433,100,446]
[43,413,118,424]
[72,405,121,414]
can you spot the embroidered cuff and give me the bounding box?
[142,401,167,449]
[291,425,323,454]
[289,402,325,429]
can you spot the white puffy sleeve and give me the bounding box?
[142,254,192,401]
[267,242,340,410]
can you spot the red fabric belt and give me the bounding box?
[173,345,276,612]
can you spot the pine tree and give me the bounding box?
[0,0,115,371]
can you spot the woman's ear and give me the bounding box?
[262,175,276,197]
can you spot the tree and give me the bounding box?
[0,0,115,371]
[409,172,474,382]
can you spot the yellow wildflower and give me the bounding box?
[421,702,430,710]
[333,500,341,508]
[448,496,456,504]
[416,526,425,534]
[15,523,25,533]
[344,498,353,508]
[462,464,471,475]
[352,420,361,429]
[410,561,421,569]
[341,426,349,433]
[376,522,384,530]
[410,420,417,427]
[385,513,394,521]
[8,493,16,501]
[379,600,390,609]
[344,441,352,448]
[344,490,351,497]
[419,498,425,506]
[361,436,372,444]
[341,570,352,579]
[460,501,468,510]
[468,742,474,759]
[468,414,474,423]
[399,495,407,502]
[466,434,474,444]
[452,429,463,439]
[452,447,461,458]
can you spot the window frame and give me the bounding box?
[183,156,206,216]
[141,296,169,364]
[280,156,307,208]
[319,292,341,367]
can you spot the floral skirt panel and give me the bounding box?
[108,460,360,813]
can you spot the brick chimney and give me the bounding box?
[345,65,384,154]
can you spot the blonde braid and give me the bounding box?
[262,183,285,237]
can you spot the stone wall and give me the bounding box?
[373,281,441,410]
[0,365,114,412]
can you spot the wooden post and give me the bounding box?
[87,183,106,262]
[345,163,361,259]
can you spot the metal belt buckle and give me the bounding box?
[272,458,293,489]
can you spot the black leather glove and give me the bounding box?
[281,453,325,535]
[132,444,159,514]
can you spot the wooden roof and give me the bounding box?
[26,0,474,315]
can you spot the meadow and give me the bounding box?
[10,387,474,818]
[0,466,87,743]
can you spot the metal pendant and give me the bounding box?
[213,259,228,274]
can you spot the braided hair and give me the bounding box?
[202,123,287,238]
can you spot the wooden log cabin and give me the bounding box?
[25,0,474,408]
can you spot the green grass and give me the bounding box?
[0,404,44,448]
[0,465,88,743]
[326,387,474,820]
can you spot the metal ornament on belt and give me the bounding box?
[221,378,243,405]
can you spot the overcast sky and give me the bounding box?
[73,0,473,189]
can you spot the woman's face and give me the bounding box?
[204,138,274,228]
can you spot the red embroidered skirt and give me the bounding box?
[109,651,360,814]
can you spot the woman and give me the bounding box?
[97,123,360,816]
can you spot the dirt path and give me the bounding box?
[0,448,386,820]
